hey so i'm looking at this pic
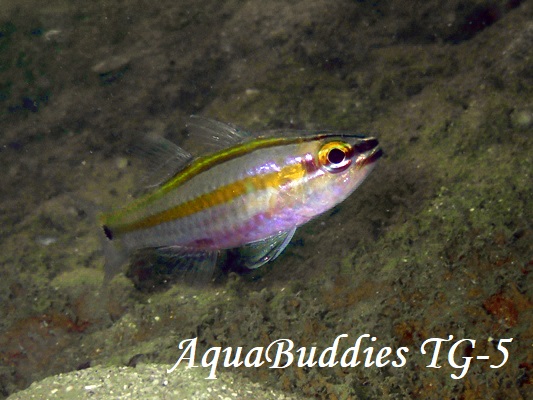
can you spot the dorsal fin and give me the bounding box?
[184,115,251,154]
[132,116,250,189]
[132,134,193,189]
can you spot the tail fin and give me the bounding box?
[69,194,129,284]
[99,226,129,284]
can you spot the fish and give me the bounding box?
[99,116,382,282]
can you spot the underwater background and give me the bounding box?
[0,0,531,398]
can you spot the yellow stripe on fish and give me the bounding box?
[111,161,308,235]
[102,136,301,226]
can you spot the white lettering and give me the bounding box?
[201,347,221,379]
[222,346,244,368]
[448,339,475,379]
[244,347,265,367]
[318,334,347,367]
[363,336,378,367]
[375,346,392,367]
[296,346,317,367]
[167,337,198,373]
[421,335,454,368]
[392,347,409,367]
[340,334,370,367]
[266,339,294,368]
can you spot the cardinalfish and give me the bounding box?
[99,116,382,281]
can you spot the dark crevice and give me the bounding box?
[446,1,523,44]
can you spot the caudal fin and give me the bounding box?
[99,224,129,284]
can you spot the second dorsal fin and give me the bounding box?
[185,115,251,153]
[132,134,193,188]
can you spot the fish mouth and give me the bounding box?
[366,147,383,165]
[354,137,382,166]
[353,138,379,153]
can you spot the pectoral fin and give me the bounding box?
[235,227,296,270]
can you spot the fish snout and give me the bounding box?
[354,137,382,165]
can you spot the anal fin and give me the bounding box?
[153,246,219,285]
[127,246,218,291]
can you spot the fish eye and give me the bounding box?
[328,147,346,164]
[318,141,353,173]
